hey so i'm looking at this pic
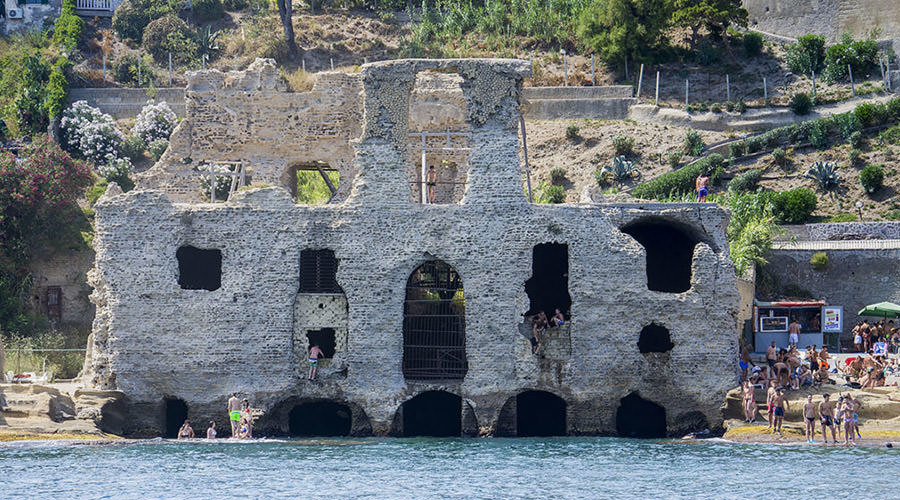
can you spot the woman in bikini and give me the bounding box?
[742,380,756,423]
[177,420,194,439]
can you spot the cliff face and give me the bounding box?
[86,59,740,438]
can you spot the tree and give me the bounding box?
[276,0,298,57]
[669,0,748,56]
[576,0,671,66]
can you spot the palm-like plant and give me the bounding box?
[601,155,641,184]
[804,161,840,190]
[197,26,220,58]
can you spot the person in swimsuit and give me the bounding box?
[772,388,789,435]
[788,318,801,347]
[773,360,790,389]
[765,341,777,378]
[530,320,542,356]
[742,380,756,423]
[206,420,217,439]
[695,173,709,202]
[550,308,565,328]
[308,344,324,381]
[833,397,843,442]
[808,345,819,372]
[239,399,253,439]
[177,420,194,439]
[840,397,856,445]
[817,394,835,444]
[227,393,241,437]
[739,344,752,381]
[425,165,437,204]
[802,394,817,443]
[765,380,777,432]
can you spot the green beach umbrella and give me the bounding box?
[857,301,900,318]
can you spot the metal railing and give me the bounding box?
[76,0,114,10]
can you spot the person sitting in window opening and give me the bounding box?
[426,165,437,204]
[550,309,565,328]
[695,173,709,202]
[206,420,217,439]
[177,420,194,439]
[308,344,324,381]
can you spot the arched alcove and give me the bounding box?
[398,391,462,437]
[616,392,667,438]
[515,391,567,437]
[402,260,467,381]
[621,219,701,293]
[163,397,188,438]
[638,323,675,353]
[288,401,352,437]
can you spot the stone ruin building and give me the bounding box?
[84,58,740,439]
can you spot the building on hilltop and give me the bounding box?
[83,58,740,438]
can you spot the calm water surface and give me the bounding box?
[2,437,898,499]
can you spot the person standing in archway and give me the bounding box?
[426,165,437,204]
[308,344,324,381]
[227,393,241,438]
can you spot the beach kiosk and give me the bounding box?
[753,300,842,352]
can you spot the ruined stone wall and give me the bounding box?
[88,59,740,438]
[28,248,95,327]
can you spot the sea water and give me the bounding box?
[1,437,898,499]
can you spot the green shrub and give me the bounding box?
[565,123,580,140]
[743,32,763,57]
[771,147,787,167]
[549,167,566,185]
[825,212,858,223]
[631,153,723,200]
[809,252,828,271]
[886,97,900,121]
[85,178,109,206]
[853,102,885,128]
[833,112,860,142]
[112,53,153,87]
[859,163,884,194]
[51,0,85,52]
[885,209,900,221]
[848,130,864,149]
[785,34,826,75]
[193,0,224,21]
[848,148,862,166]
[224,0,249,9]
[43,61,69,120]
[142,15,199,64]
[682,130,704,156]
[823,34,879,82]
[879,124,900,145]
[121,135,146,162]
[789,92,813,115]
[729,141,747,158]
[539,183,565,204]
[771,188,817,224]
[611,134,634,155]
[667,151,682,168]
[148,138,169,161]
[805,161,840,190]
[695,43,721,65]
[112,0,176,42]
[710,103,722,113]
[728,169,761,193]
[807,120,828,149]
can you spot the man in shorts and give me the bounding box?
[765,380,777,432]
[802,394,817,443]
[788,317,801,347]
[818,393,836,444]
[227,393,241,437]
[772,388,789,435]
[765,341,777,378]
[308,344,324,381]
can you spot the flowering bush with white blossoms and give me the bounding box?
[97,156,135,190]
[201,163,235,201]
[61,101,125,165]
[132,100,177,144]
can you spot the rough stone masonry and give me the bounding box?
[84,58,740,438]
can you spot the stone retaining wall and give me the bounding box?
[68,88,186,119]
[807,222,900,241]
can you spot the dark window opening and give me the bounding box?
[288,401,352,437]
[299,249,342,293]
[621,220,698,293]
[306,328,336,359]
[524,243,571,318]
[400,391,461,437]
[616,393,667,438]
[284,162,339,204]
[516,391,566,437]
[638,323,675,353]
[177,246,222,291]
[163,397,188,439]
[403,260,467,381]
[45,286,61,320]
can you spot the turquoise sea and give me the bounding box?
[1,437,898,499]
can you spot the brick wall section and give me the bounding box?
[87,58,740,437]
[806,222,900,240]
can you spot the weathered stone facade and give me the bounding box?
[86,58,740,438]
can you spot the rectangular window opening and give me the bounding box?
[299,249,342,293]
[307,328,336,359]
[177,246,222,291]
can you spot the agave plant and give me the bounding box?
[197,26,221,58]
[601,155,641,184]
[804,161,840,190]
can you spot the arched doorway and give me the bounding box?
[163,397,188,438]
[288,401,352,437]
[398,391,462,437]
[621,219,701,293]
[616,392,667,438]
[515,390,567,437]
[402,260,467,381]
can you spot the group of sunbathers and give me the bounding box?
[528,309,566,355]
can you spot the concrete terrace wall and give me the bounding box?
[86,58,740,438]
[68,88,186,119]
